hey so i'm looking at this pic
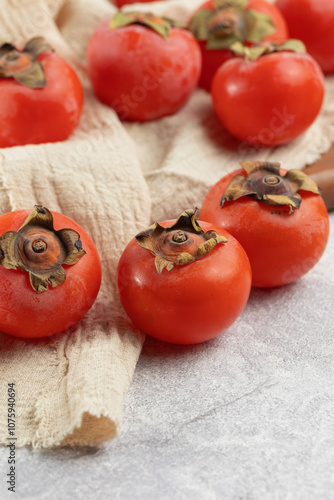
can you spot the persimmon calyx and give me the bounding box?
[135,208,227,274]
[0,205,86,293]
[221,161,320,214]
[0,37,53,88]
[230,39,306,61]
[109,12,183,40]
[189,0,275,50]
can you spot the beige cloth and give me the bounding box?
[0,0,333,448]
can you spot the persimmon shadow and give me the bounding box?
[140,322,236,359]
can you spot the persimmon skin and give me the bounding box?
[192,0,289,92]
[276,0,334,74]
[200,169,330,288]
[211,52,324,146]
[0,52,84,148]
[87,20,201,122]
[0,210,101,339]
[117,220,252,345]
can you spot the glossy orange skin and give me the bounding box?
[87,20,201,121]
[211,51,324,146]
[276,0,334,74]
[192,0,288,92]
[0,210,101,339]
[200,169,330,288]
[0,52,84,148]
[117,220,252,345]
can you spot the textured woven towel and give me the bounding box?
[0,0,333,448]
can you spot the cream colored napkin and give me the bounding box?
[0,0,333,448]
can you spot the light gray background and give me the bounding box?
[1,213,333,500]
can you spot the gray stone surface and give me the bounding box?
[1,213,333,500]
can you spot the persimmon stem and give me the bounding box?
[32,240,47,253]
[172,231,188,243]
[264,175,280,185]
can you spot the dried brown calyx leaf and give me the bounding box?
[136,208,227,274]
[230,38,306,61]
[0,205,86,293]
[221,161,320,214]
[109,12,184,40]
[0,37,53,88]
[189,0,275,50]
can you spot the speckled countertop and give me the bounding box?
[1,213,333,500]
